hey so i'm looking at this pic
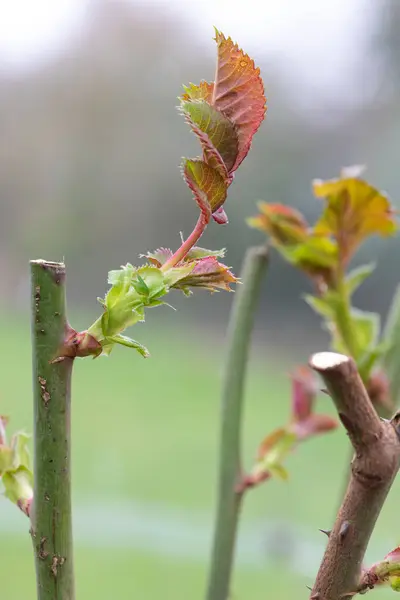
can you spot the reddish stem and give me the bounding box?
[161,214,207,271]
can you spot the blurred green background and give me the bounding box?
[1,0,400,598]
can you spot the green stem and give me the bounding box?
[206,246,269,600]
[333,278,359,360]
[383,283,400,406]
[30,260,75,600]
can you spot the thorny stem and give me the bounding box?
[309,352,400,600]
[30,260,75,600]
[161,214,207,271]
[206,246,269,600]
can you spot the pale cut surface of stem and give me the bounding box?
[30,260,75,600]
[309,352,400,600]
[206,246,269,600]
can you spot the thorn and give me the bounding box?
[321,388,330,396]
[306,585,313,591]
[310,594,320,600]
[319,528,331,537]
[339,521,350,540]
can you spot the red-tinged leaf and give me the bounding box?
[212,207,229,224]
[172,255,238,292]
[385,547,400,563]
[237,470,271,492]
[212,29,266,172]
[289,414,338,441]
[182,159,228,219]
[313,168,397,264]
[140,248,173,268]
[180,100,238,173]
[182,118,229,181]
[367,369,393,413]
[247,202,308,245]
[257,428,288,460]
[0,416,8,446]
[291,366,317,422]
[181,80,214,103]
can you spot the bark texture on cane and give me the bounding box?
[309,352,400,600]
[30,260,75,600]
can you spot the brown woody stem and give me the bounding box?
[309,352,400,600]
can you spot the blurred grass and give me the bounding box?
[0,312,398,599]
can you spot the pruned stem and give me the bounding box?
[309,352,400,600]
[206,246,269,600]
[30,260,75,600]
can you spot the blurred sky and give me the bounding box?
[0,0,377,108]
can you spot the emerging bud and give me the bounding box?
[2,466,33,517]
[243,365,338,490]
[367,369,393,413]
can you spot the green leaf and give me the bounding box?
[357,341,390,381]
[185,246,226,260]
[10,432,31,470]
[345,263,376,296]
[135,266,166,300]
[303,291,339,319]
[252,428,297,482]
[351,308,380,352]
[331,308,380,358]
[277,235,338,274]
[180,100,238,173]
[106,335,150,358]
[131,274,149,296]
[2,465,33,508]
[163,263,195,288]
[382,284,400,404]
[0,446,12,474]
[182,158,228,217]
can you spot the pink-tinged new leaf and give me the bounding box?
[180,100,239,173]
[172,255,238,292]
[313,168,397,264]
[182,158,228,219]
[291,366,317,422]
[385,546,400,564]
[0,415,8,446]
[367,369,394,413]
[181,80,214,103]
[212,29,266,172]
[141,248,173,267]
[212,207,229,224]
[248,202,308,245]
[289,365,337,441]
[290,414,338,441]
[182,118,229,181]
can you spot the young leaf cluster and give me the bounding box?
[249,166,398,408]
